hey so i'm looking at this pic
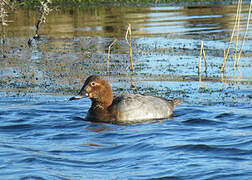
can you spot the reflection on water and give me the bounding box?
[4,4,251,38]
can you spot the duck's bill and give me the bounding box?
[69,95,85,101]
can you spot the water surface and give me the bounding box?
[0,2,252,180]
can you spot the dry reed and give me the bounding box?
[235,0,252,68]
[220,1,240,72]
[125,24,134,72]
[34,0,52,39]
[107,39,117,75]
[0,0,12,57]
[221,0,251,72]
[106,25,135,77]
[234,0,242,64]
[198,40,207,78]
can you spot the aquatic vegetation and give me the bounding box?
[125,24,134,72]
[198,40,207,80]
[107,39,117,74]
[196,0,252,85]
[106,24,134,76]
[0,1,251,109]
[0,0,14,57]
[33,0,53,39]
[221,0,252,72]
[0,1,9,27]
[9,0,237,7]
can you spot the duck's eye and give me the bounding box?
[90,82,96,86]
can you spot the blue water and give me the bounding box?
[1,2,252,179]
[0,95,251,179]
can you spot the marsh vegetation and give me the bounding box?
[0,0,251,107]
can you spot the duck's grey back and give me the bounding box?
[111,94,181,122]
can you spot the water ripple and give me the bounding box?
[182,118,224,126]
[0,2,252,179]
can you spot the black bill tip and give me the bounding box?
[69,95,84,101]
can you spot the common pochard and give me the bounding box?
[70,75,181,123]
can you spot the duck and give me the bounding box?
[69,75,182,123]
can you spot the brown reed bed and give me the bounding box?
[234,0,252,68]
[221,0,252,72]
[199,0,251,80]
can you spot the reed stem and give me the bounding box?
[0,0,9,57]
[198,41,203,75]
[235,0,252,67]
[198,40,207,78]
[34,0,52,39]
[125,24,134,72]
[220,0,241,72]
[234,0,242,67]
[107,39,117,75]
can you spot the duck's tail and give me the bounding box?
[173,98,182,106]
